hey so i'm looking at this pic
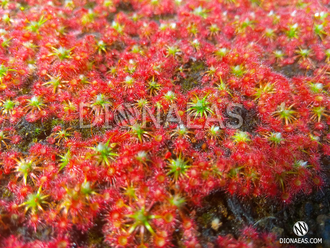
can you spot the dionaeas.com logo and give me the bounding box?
[279,221,322,245]
[293,221,309,237]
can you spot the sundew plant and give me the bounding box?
[0,0,329,247]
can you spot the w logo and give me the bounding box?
[293,221,309,236]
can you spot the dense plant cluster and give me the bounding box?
[0,0,329,247]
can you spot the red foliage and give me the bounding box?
[0,0,329,246]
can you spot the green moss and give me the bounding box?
[199,211,213,226]
[178,60,206,93]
